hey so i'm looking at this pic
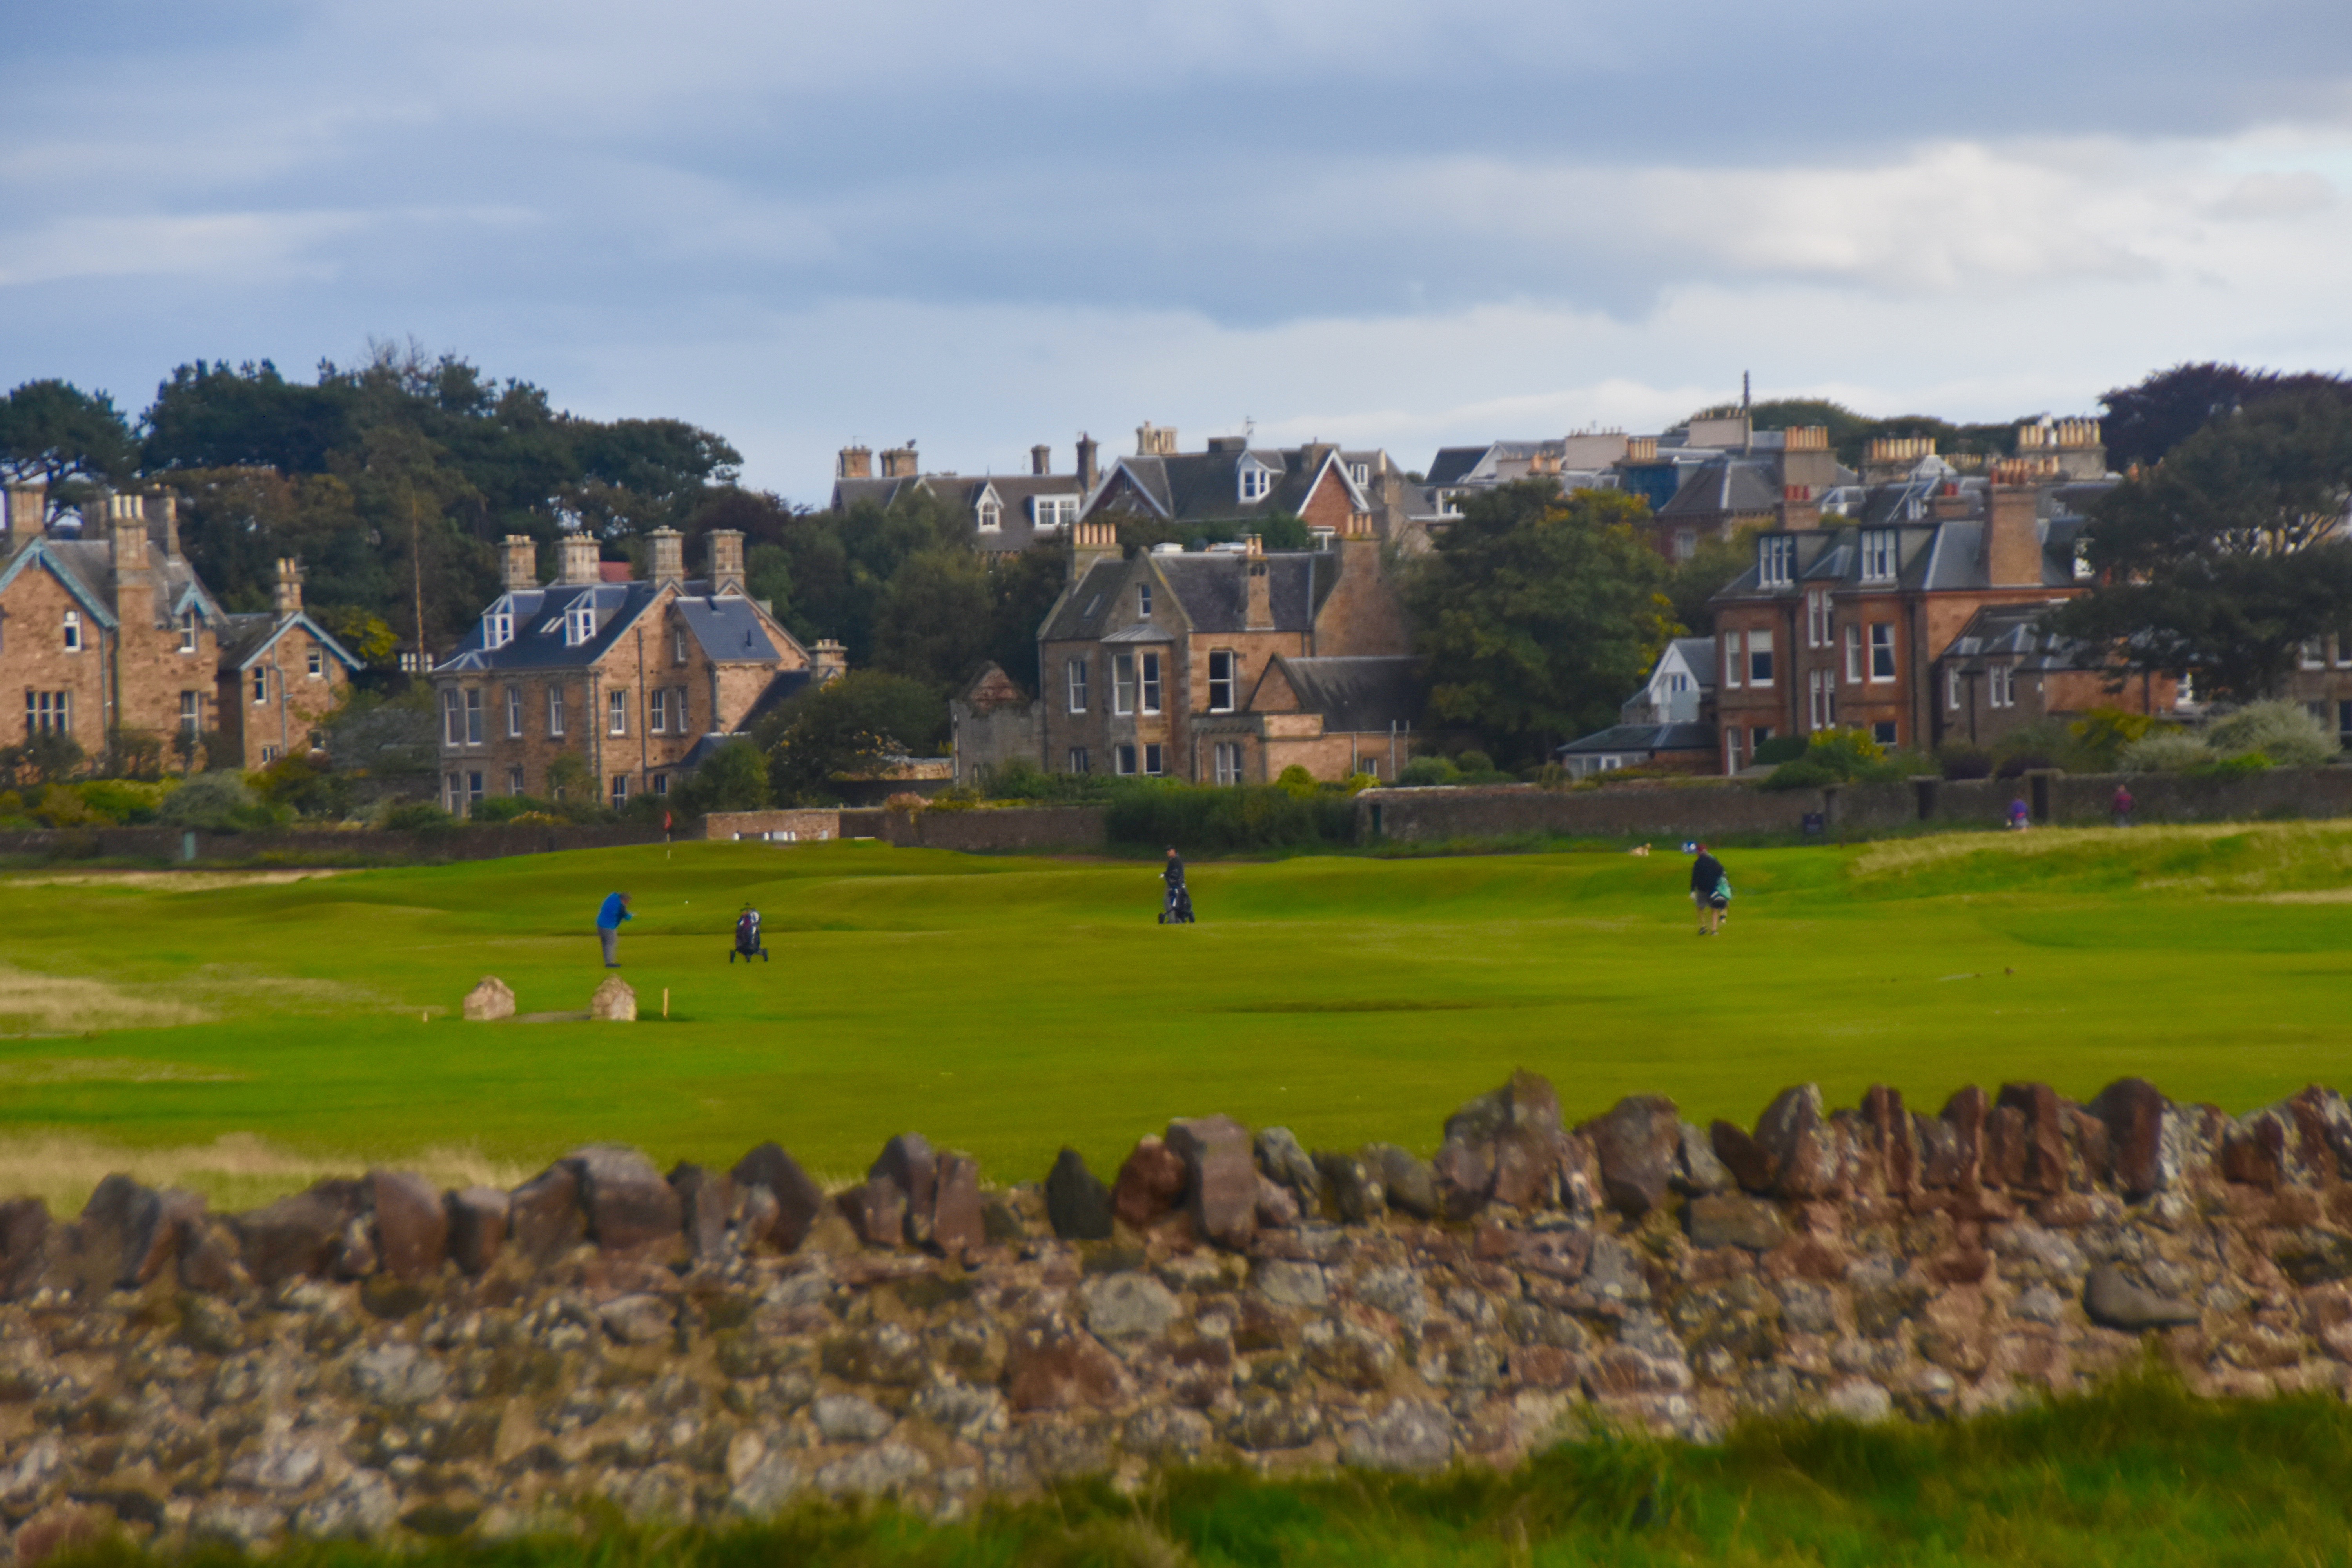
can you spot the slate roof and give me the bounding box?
[0,537,222,633]
[1711,509,2092,601]
[1555,723,1717,757]
[434,577,789,674]
[1656,456,1785,519]
[215,611,364,673]
[1940,603,2098,672]
[1038,548,1336,642]
[1091,446,1368,524]
[1263,655,1424,733]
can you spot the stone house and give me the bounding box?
[1935,603,2185,751]
[948,662,1040,786]
[830,441,1094,556]
[212,559,366,768]
[428,528,825,815]
[1,483,233,769]
[1191,653,1425,783]
[1083,426,1419,548]
[1035,514,1412,783]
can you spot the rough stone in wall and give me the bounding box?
[462,977,515,1022]
[0,1076,2350,1561]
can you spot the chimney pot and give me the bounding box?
[706,529,746,595]
[1031,444,1052,476]
[1076,433,1100,492]
[273,557,303,615]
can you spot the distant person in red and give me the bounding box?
[2112,784,2135,828]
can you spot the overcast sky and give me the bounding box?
[6,0,2352,497]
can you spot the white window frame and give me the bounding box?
[650,688,668,734]
[306,645,323,678]
[1722,632,1743,691]
[180,611,198,654]
[547,684,566,737]
[1067,747,1089,774]
[1213,741,1241,786]
[1725,728,1744,773]
[443,689,463,746]
[1868,623,1895,683]
[1871,720,1898,746]
[976,498,1002,531]
[1843,624,1863,684]
[464,688,483,744]
[675,628,689,665]
[1113,654,1136,715]
[1947,667,1963,711]
[485,610,513,649]
[1747,628,1773,686]
[1240,465,1272,503]
[506,683,523,739]
[1805,589,1831,648]
[62,611,80,652]
[1860,529,1897,583]
[1114,743,1137,775]
[2301,639,2327,670]
[1990,664,2015,709]
[1034,496,1077,530]
[1138,584,1153,617]
[1143,742,1165,775]
[1807,670,1827,731]
[1757,536,1795,588]
[179,690,201,734]
[1066,657,1088,714]
[565,604,596,646]
[251,667,268,706]
[608,690,628,736]
[611,773,629,806]
[1207,650,1237,713]
[1140,652,1162,715]
[508,767,526,796]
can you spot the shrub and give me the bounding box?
[381,800,459,831]
[1103,780,1354,853]
[77,779,174,824]
[1274,765,1319,800]
[1758,757,1843,792]
[1397,757,1460,788]
[1454,750,1494,775]
[676,738,770,816]
[1936,743,1993,780]
[1752,735,1809,767]
[2071,707,2166,770]
[2118,731,2212,773]
[2206,700,2339,767]
[162,773,283,833]
[252,752,351,818]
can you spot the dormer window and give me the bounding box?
[1138,584,1153,617]
[1757,536,1795,588]
[1860,529,1897,583]
[564,604,596,646]
[1034,496,1076,529]
[976,497,1002,531]
[179,610,198,653]
[1239,465,1271,503]
[1350,463,1370,485]
[62,611,81,652]
[485,610,514,649]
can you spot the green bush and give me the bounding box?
[2207,699,2339,767]
[1397,756,1460,787]
[677,738,770,815]
[380,800,459,831]
[975,758,1115,803]
[1751,734,1808,767]
[160,773,284,833]
[77,779,174,824]
[2118,730,2211,773]
[1103,780,1354,852]
[1936,742,1994,780]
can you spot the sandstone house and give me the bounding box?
[429,528,828,814]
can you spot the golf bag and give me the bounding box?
[730,907,770,962]
[1158,882,1195,924]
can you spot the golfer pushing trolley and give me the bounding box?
[1158,846,1195,924]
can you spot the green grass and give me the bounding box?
[49,1373,2352,1565]
[4,821,2352,1206]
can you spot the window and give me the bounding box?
[1673,529,1696,562]
[1722,632,1743,690]
[1805,589,1831,648]
[1871,721,1898,746]
[259,744,283,766]
[62,612,80,652]
[443,690,463,746]
[252,667,267,705]
[1351,462,1369,485]
[653,773,668,797]
[307,645,323,678]
[444,773,460,812]
[1067,747,1090,774]
[467,771,485,812]
[1757,536,1795,587]
[1747,629,1773,686]
[2336,633,2352,668]
[977,498,1002,531]
[1947,667,1963,710]
[1725,728,1744,773]
[464,688,483,744]
[1143,743,1165,775]
[25,691,70,737]
[1034,496,1077,529]
[547,684,566,737]
[1240,466,1271,502]
[485,611,513,649]
[1860,529,1897,583]
[650,688,668,733]
[673,687,691,732]
[2301,639,2327,670]
[1140,652,1162,715]
[2177,670,2197,706]
[611,774,629,806]
[1114,743,1137,775]
[2338,701,2352,741]
[1843,624,1863,684]
[179,691,201,734]
[508,767,525,796]
[564,603,595,646]
[1752,727,1775,751]
[1113,654,1136,715]
[608,690,628,735]
[1869,624,1895,682]
[505,684,522,739]
[1989,664,2015,708]
[180,612,198,654]
[1207,650,1237,713]
[674,628,688,665]
[1359,756,1379,779]
[2072,543,2094,581]
[1138,584,1153,617]
[1213,742,1243,785]
[1066,657,1089,713]
[1807,670,1831,731]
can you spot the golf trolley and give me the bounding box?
[729,907,770,962]
[1158,882,1195,924]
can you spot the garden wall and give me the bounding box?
[1,1070,2347,1558]
[871,806,1108,854]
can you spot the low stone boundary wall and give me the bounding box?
[0,1071,2347,1556]
[701,810,843,843]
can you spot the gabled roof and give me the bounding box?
[1658,637,1718,687]
[216,610,365,673]
[1940,603,2100,672]
[1090,445,1369,525]
[1256,655,1423,732]
[433,577,801,675]
[1555,722,1716,756]
[0,536,223,633]
[1153,552,1329,632]
[1657,456,1784,519]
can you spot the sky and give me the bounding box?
[5,0,2352,499]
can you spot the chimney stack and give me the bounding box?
[1136,423,1177,457]
[107,492,153,622]
[501,534,539,592]
[1031,444,1052,476]
[1244,535,1273,630]
[706,529,746,595]
[1986,462,2046,586]
[558,531,601,586]
[1071,517,1120,581]
[1076,434,1100,492]
[838,445,873,480]
[273,557,304,616]
[647,526,686,588]
[880,444,919,479]
[813,639,848,683]
[1625,436,1658,463]
[1,482,44,550]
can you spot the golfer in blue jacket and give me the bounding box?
[597,891,633,967]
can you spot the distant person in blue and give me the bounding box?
[596,891,633,967]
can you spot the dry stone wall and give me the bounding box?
[1,1073,2350,1560]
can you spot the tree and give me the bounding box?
[1406,482,1676,764]
[760,671,947,805]
[678,738,769,815]
[984,548,1071,696]
[1663,525,1761,637]
[2100,363,2352,470]
[0,380,138,501]
[2047,392,2352,701]
[871,547,994,693]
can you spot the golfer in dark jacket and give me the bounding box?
[1689,844,1728,936]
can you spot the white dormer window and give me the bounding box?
[1034,496,1076,530]
[1350,463,1370,485]
[564,603,596,646]
[1138,584,1153,617]
[485,610,514,649]
[62,611,81,652]
[1757,536,1795,587]
[180,610,198,654]
[977,498,1002,531]
[1239,465,1271,503]
[1860,529,1897,583]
